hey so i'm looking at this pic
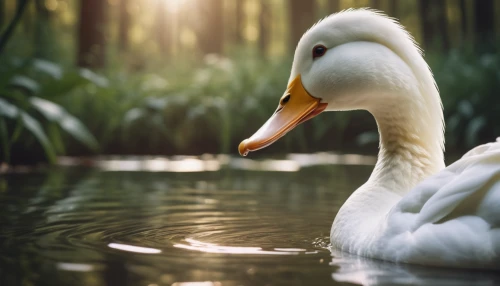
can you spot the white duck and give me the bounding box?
[238,9,500,268]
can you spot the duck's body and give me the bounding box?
[332,139,500,268]
[238,9,500,268]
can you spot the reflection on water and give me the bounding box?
[330,249,500,286]
[108,243,162,254]
[57,262,95,272]
[1,155,499,285]
[172,282,222,286]
[174,238,317,255]
[58,152,377,172]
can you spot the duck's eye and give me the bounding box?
[281,94,291,105]
[312,45,327,59]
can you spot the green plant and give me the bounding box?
[51,53,407,156]
[434,50,500,149]
[4,49,498,163]
[0,58,100,164]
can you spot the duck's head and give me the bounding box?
[239,9,443,156]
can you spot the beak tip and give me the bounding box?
[238,139,250,157]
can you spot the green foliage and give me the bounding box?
[0,58,99,164]
[3,50,500,164]
[433,50,500,149]
[59,53,368,157]
[60,54,293,155]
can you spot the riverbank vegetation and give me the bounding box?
[1,0,499,165]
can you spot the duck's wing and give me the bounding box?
[392,139,500,226]
[460,137,500,158]
[385,140,500,267]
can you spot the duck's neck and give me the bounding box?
[331,91,445,249]
[367,95,445,196]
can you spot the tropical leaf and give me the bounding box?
[79,68,109,87]
[59,115,99,151]
[29,96,64,121]
[19,111,56,163]
[457,100,474,118]
[29,97,99,151]
[9,75,39,94]
[123,108,145,125]
[465,116,486,148]
[32,59,62,79]
[0,62,27,93]
[46,123,65,154]
[0,98,19,118]
[38,71,90,98]
[145,97,168,111]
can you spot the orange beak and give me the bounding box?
[238,75,328,156]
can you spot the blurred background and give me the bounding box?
[1,0,500,165]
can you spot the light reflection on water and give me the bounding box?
[108,243,162,254]
[173,238,317,255]
[57,262,95,272]
[58,152,377,172]
[1,156,499,286]
[171,282,222,286]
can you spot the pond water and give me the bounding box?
[1,155,500,286]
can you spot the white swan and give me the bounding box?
[238,9,500,268]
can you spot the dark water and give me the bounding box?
[1,156,500,286]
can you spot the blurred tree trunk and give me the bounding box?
[34,0,51,59]
[196,0,224,55]
[327,0,340,14]
[234,0,244,45]
[459,0,473,46]
[259,0,270,56]
[0,0,4,28]
[474,0,494,52]
[21,0,34,35]
[155,0,171,54]
[370,0,380,10]
[459,0,467,36]
[77,0,107,68]
[387,0,398,18]
[419,0,449,52]
[289,0,316,51]
[118,0,129,52]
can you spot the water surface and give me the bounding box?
[1,155,499,286]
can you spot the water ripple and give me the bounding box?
[2,165,498,285]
